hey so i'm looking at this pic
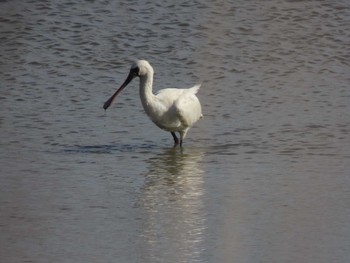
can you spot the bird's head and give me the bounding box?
[103,60,153,110]
[130,60,153,77]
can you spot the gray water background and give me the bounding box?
[1,0,350,262]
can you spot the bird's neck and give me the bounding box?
[139,74,155,109]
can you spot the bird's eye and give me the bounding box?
[133,67,140,76]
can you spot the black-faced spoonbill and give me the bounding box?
[103,60,202,147]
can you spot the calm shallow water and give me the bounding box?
[1,0,350,262]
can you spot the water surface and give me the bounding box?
[1,1,350,262]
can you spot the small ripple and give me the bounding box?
[63,143,159,154]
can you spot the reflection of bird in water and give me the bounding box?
[136,148,205,262]
[103,60,203,147]
[145,148,203,191]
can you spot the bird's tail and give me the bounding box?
[190,83,201,94]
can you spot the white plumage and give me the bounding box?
[103,60,202,147]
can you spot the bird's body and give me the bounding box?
[103,60,202,147]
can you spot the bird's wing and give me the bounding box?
[174,85,202,128]
[154,84,202,129]
[156,83,201,97]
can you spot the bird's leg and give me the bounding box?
[171,132,179,147]
[179,129,188,148]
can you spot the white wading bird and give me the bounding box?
[103,60,202,147]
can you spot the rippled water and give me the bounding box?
[1,1,350,262]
